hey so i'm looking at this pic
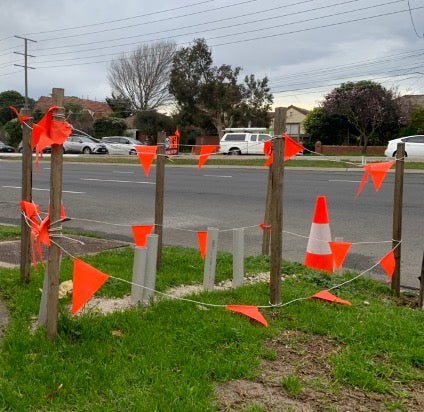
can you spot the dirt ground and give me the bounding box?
[214,330,423,412]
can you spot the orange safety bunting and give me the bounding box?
[198,145,218,169]
[308,290,352,306]
[379,250,395,282]
[368,161,395,192]
[9,106,30,124]
[226,305,268,327]
[259,223,271,233]
[20,200,40,225]
[355,166,370,197]
[197,231,207,260]
[282,133,305,161]
[175,128,180,139]
[135,145,157,176]
[72,258,109,315]
[328,241,352,270]
[131,225,154,247]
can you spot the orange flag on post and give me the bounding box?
[131,225,154,247]
[226,305,268,327]
[135,145,157,176]
[9,106,30,124]
[282,133,305,161]
[72,258,109,315]
[328,241,352,270]
[308,290,352,306]
[379,250,395,282]
[197,231,207,259]
[369,161,395,192]
[198,145,218,169]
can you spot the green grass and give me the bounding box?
[0,225,20,241]
[0,246,423,411]
[281,375,303,398]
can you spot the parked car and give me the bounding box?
[100,136,140,155]
[0,141,15,152]
[63,135,108,154]
[218,130,273,155]
[384,135,424,158]
[18,141,51,153]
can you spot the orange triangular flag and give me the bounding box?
[135,145,157,176]
[72,258,109,315]
[379,250,395,281]
[226,305,268,327]
[356,166,370,197]
[264,152,273,167]
[9,106,30,124]
[308,290,352,306]
[197,231,207,259]
[131,225,154,247]
[259,223,271,232]
[283,133,305,161]
[198,145,218,169]
[328,241,352,270]
[368,161,394,192]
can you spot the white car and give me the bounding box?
[384,135,424,158]
[100,136,140,155]
[218,132,273,155]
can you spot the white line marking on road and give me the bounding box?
[329,179,361,183]
[81,178,154,184]
[113,171,134,174]
[2,186,85,194]
[203,175,232,178]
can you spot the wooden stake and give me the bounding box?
[270,137,284,305]
[391,142,405,297]
[46,88,64,341]
[418,251,424,310]
[154,131,166,269]
[273,107,287,137]
[20,107,32,283]
[262,166,272,255]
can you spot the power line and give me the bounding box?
[407,0,424,38]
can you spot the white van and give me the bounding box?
[218,128,273,155]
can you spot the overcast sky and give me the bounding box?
[1,0,423,110]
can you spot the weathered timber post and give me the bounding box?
[419,251,424,310]
[20,107,32,282]
[46,88,65,341]
[273,107,287,137]
[155,131,166,269]
[262,168,272,255]
[270,136,284,305]
[391,142,405,297]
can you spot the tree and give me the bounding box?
[108,41,176,111]
[64,102,94,135]
[322,81,401,154]
[93,116,127,138]
[105,92,133,118]
[3,118,22,146]
[0,90,27,125]
[134,110,175,144]
[304,107,352,145]
[236,74,273,128]
[398,104,424,136]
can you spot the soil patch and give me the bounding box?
[214,330,423,411]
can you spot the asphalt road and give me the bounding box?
[0,160,422,289]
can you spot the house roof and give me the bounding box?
[287,105,309,115]
[34,96,113,119]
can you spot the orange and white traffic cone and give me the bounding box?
[304,196,333,273]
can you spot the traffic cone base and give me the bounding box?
[304,252,334,272]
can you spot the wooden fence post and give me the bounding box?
[262,167,272,255]
[419,251,424,310]
[155,131,166,269]
[391,142,405,297]
[273,107,287,137]
[46,88,65,341]
[20,107,32,283]
[270,136,284,305]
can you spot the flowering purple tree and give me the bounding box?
[322,81,401,154]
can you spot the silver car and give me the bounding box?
[63,135,108,154]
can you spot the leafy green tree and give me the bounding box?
[105,93,133,118]
[399,104,424,136]
[93,116,127,138]
[134,110,175,144]
[0,90,27,125]
[170,39,244,136]
[304,107,352,145]
[3,118,22,146]
[322,81,401,153]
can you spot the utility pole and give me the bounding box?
[14,35,37,108]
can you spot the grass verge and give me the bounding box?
[0,245,423,411]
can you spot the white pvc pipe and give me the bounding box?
[203,227,219,291]
[131,246,147,304]
[143,234,159,304]
[232,228,244,288]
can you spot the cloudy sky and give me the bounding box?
[1,0,423,110]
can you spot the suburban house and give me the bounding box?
[35,96,112,120]
[268,105,309,141]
